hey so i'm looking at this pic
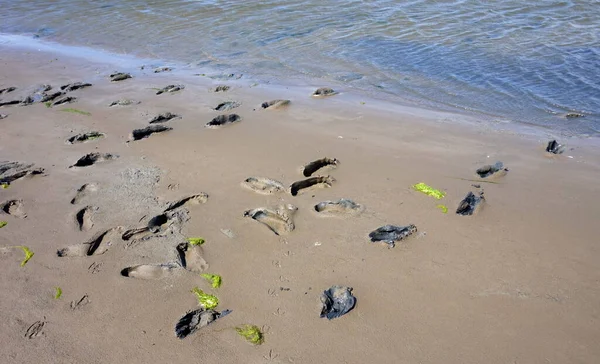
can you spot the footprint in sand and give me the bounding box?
[70,153,118,168]
[57,227,123,257]
[1,199,27,218]
[214,101,240,111]
[50,96,77,106]
[66,131,105,145]
[109,99,140,107]
[213,85,230,92]
[24,319,46,339]
[476,161,508,179]
[244,204,298,235]
[60,82,92,92]
[312,87,337,97]
[176,242,209,272]
[261,99,290,110]
[289,176,335,196]
[164,193,209,212]
[70,295,91,310]
[120,263,181,279]
[149,112,181,124]
[175,308,231,339]
[241,177,285,195]
[156,84,184,95]
[110,72,132,82]
[302,157,338,177]
[120,241,208,279]
[205,114,242,128]
[314,199,364,217]
[71,183,98,204]
[122,209,189,243]
[0,161,45,185]
[129,124,172,141]
[75,206,98,231]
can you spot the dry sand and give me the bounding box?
[1,47,600,364]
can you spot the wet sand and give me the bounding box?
[1,47,600,364]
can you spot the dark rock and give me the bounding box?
[320,286,356,320]
[368,224,417,248]
[456,191,484,216]
[546,140,565,154]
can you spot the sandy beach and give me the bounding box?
[1,46,600,364]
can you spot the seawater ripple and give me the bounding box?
[1,0,598,135]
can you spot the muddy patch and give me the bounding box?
[369,224,417,248]
[314,199,363,217]
[66,131,105,144]
[70,153,118,168]
[57,227,123,257]
[312,87,337,97]
[290,176,335,196]
[110,73,132,82]
[261,99,290,110]
[205,114,241,128]
[214,101,241,111]
[302,157,338,177]
[71,183,98,204]
[244,204,298,235]
[149,112,181,124]
[1,199,27,218]
[241,177,285,195]
[156,84,184,95]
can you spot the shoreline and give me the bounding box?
[1,44,600,363]
[2,33,597,140]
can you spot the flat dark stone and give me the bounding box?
[546,140,565,154]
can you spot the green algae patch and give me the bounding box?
[413,182,445,200]
[60,108,91,116]
[191,287,219,309]
[18,246,34,267]
[1,183,9,189]
[200,273,222,288]
[0,221,7,228]
[436,204,448,213]
[236,325,264,345]
[54,287,62,299]
[186,237,205,246]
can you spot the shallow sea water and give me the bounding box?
[1,0,599,135]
